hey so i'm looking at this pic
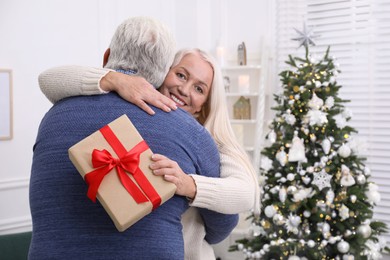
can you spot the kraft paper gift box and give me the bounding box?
[68,114,176,232]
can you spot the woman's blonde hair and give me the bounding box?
[171,48,260,214]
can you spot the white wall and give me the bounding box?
[0,0,271,234]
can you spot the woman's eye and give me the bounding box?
[195,85,203,94]
[176,72,186,80]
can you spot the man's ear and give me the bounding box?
[103,48,110,67]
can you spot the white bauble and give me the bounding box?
[337,240,350,253]
[287,173,295,181]
[356,174,366,185]
[350,195,357,203]
[357,224,372,238]
[288,256,300,260]
[342,255,354,260]
[303,210,311,218]
[307,240,316,248]
[264,205,276,218]
[338,144,351,158]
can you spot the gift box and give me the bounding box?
[68,114,176,232]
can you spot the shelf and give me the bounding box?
[226,92,259,97]
[245,146,255,152]
[222,65,261,70]
[230,119,257,124]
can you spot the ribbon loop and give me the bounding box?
[84,124,161,210]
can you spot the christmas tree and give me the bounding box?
[230,27,389,259]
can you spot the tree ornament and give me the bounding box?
[307,109,328,126]
[356,174,366,185]
[338,143,351,158]
[302,176,311,185]
[264,205,277,218]
[340,165,355,187]
[268,129,277,144]
[321,138,331,154]
[273,214,285,225]
[285,214,301,234]
[284,112,296,125]
[357,224,372,239]
[251,224,263,237]
[312,170,332,191]
[292,21,319,48]
[288,256,300,260]
[366,183,381,205]
[325,96,335,108]
[350,195,357,203]
[326,189,335,204]
[276,147,288,166]
[286,173,295,181]
[337,240,350,254]
[308,92,324,110]
[342,254,355,260]
[287,185,297,194]
[333,113,347,129]
[307,240,316,248]
[288,131,307,162]
[279,187,287,203]
[338,204,350,220]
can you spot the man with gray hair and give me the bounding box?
[29,16,238,259]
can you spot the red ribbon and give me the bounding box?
[84,124,161,210]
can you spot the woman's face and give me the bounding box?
[159,53,213,115]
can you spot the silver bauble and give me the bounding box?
[337,240,350,253]
[356,174,366,185]
[357,224,372,238]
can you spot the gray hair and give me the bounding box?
[105,16,176,87]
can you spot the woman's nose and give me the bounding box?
[178,83,190,96]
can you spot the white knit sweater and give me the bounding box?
[38,66,257,260]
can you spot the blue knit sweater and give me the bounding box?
[29,93,238,260]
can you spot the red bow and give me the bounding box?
[84,125,161,210]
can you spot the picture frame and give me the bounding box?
[0,69,13,140]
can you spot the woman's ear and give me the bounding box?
[103,48,110,67]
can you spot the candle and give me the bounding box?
[238,75,250,93]
[216,46,225,66]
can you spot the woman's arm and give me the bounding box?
[151,151,256,214]
[38,66,110,104]
[190,152,255,214]
[38,65,177,114]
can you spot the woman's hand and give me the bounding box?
[100,71,177,115]
[149,154,197,199]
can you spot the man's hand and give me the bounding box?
[100,71,177,115]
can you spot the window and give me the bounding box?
[275,0,390,241]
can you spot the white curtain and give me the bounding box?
[275,0,390,241]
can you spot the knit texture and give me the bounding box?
[38,66,112,103]
[183,153,256,259]
[29,93,238,259]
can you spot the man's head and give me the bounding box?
[104,16,176,88]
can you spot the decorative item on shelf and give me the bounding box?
[216,45,225,66]
[223,76,230,93]
[233,96,251,120]
[237,42,247,65]
[238,74,250,93]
